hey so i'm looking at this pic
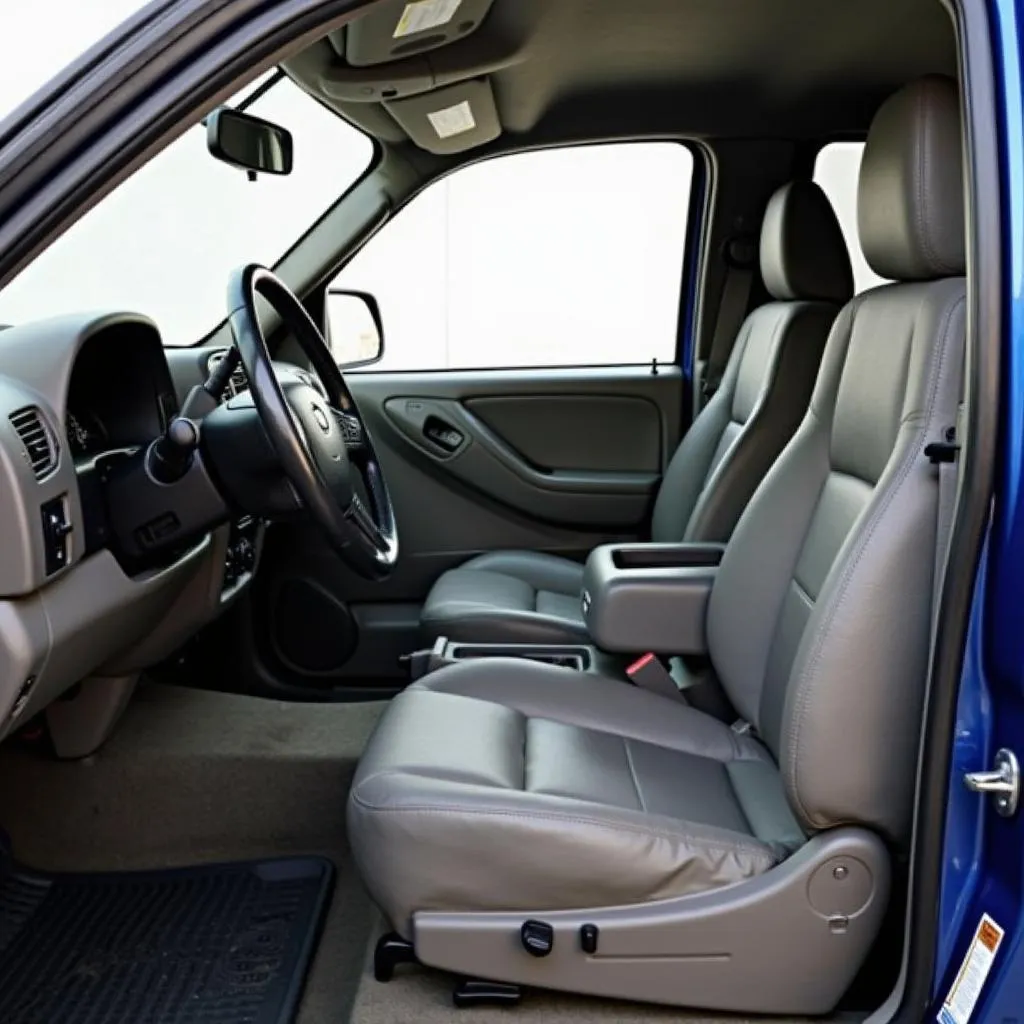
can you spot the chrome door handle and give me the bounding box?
[964,748,1020,817]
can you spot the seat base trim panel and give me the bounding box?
[411,828,889,1015]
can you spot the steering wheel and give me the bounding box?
[225,264,398,580]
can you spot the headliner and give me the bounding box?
[285,0,956,151]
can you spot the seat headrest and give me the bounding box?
[759,181,854,304]
[858,75,964,281]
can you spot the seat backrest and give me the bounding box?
[652,181,853,544]
[706,76,966,846]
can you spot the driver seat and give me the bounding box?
[347,76,965,1014]
[419,179,853,645]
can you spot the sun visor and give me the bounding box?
[385,78,501,154]
[335,0,497,67]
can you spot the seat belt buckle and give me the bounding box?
[625,653,681,700]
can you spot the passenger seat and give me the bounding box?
[421,180,854,645]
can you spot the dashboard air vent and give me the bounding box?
[9,406,58,480]
[207,350,249,400]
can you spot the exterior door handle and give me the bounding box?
[964,748,1020,817]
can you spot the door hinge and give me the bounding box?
[964,748,1020,817]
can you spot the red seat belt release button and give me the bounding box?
[625,653,680,699]
[626,652,657,676]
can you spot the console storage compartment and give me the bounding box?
[581,543,724,655]
[417,637,601,678]
[446,642,592,671]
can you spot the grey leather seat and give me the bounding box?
[421,181,853,644]
[350,77,965,1014]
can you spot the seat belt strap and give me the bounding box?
[700,242,755,404]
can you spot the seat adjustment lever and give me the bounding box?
[373,931,417,982]
[521,919,554,956]
[453,978,522,1008]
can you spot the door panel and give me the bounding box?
[356,364,680,533]
[380,395,658,527]
[245,364,683,691]
[464,394,663,472]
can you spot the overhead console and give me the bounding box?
[286,0,519,154]
[332,0,498,66]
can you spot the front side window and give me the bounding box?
[0,74,374,346]
[332,142,693,372]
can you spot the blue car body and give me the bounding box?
[934,1,1024,1019]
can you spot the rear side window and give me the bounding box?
[332,142,693,372]
[813,142,889,294]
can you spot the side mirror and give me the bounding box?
[326,289,384,368]
[206,107,293,176]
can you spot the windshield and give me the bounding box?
[0,73,374,345]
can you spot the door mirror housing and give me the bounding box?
[206,107,293,176]
[326,289,384,368]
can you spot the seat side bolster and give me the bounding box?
[685,302,838,543]
[782,283,967,842]
[651,342,741,543]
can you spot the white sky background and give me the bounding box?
[0,2,883,366]
[0,1,147,120]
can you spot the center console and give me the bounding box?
[409,542,726,685]
[581,542,724,655]
[410,636,615,680]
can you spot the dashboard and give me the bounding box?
[0,311,262,745]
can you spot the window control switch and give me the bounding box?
[424,417,464,452]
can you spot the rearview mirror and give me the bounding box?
[326,290,384,368]
[206,107,293,176]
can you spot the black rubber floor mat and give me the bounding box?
[0,850,334,1024]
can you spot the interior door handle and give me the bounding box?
[423,416,464,452]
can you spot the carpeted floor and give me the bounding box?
[0,682,824,1024]
[0,682,386,1024]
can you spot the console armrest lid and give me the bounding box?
[582,543,719,655]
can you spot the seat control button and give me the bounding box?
[521,919,554,957]
[580,923,599,954]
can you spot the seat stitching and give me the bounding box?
[747,299,862,733]
[350,789,777,862]
[784,290,964,828]
[622,738,647,812]
[787,293,960,823]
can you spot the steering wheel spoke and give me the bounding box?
[331,407,365,451]
[347,494,390,554]
[226,264,398,580]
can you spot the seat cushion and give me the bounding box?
[420,550,587,644]
[347,659,803,936]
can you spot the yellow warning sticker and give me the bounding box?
[938,913,1004,1024]
[393,0,463,38]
